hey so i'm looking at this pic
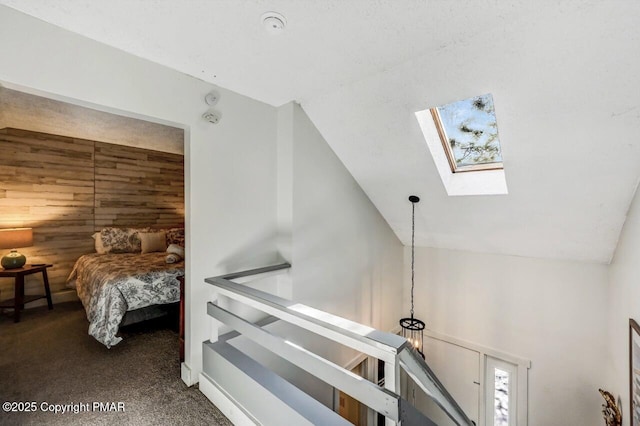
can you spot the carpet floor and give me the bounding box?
[0,301,232,426]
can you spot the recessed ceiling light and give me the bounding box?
[261,11,287,34]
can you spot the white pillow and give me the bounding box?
[165,253,182,264]
[92,232,107,254]
[167,243,185,258]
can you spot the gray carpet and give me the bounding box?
[0,301,232,426]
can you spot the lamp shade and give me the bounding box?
[0,228,33,249]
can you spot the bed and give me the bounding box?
[67,227,185,347]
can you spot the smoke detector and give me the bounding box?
[202,110,221,124]
[261,12,286,34]
[204,91,220,106]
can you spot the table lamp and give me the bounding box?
[0,228,33,269]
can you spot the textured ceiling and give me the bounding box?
[2,0,639,263]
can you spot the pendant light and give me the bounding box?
[399,195,425,358]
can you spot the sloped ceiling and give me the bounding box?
[1,0,639,263]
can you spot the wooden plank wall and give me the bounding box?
[0,128,184,298]
[94,142,184,229]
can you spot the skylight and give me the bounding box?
[431,94,503,173]
[415,93,508,196]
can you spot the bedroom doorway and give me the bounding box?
[0,85,187,365]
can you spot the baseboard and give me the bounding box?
[199,372,257,426]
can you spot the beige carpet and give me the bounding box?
[0,301,232,426]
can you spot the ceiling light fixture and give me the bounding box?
[261,11,287,34]
[399,195,425,359]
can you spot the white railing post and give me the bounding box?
[384,358,400,426]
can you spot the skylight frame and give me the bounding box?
[430,100,504,174]
[415,106,508,197]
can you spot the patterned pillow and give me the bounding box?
[99,227,147,253]
[166,228,185,247]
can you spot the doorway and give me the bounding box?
[337,359,369,425]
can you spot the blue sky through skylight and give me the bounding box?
[437,94,502,169]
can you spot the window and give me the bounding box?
[430,94,503,173]
[493,368,509,425]
[485,356,518,426]
[415,94,508,196]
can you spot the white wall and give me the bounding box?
[288,102,404,341]
[409,246,609,425]
[0,6,279,383]
[255,102,404,406]
[608,183,640,425]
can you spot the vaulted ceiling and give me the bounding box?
[2,0,639,263]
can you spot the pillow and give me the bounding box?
[99,227,147,253]
[165,253,182,264]
[167,243,185,258]
[166,228,185,247]
[165,244,185,264]
[139,231,167,254]
[92,232,107,254]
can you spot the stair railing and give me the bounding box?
[205,263,474,426]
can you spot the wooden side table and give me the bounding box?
[0,264,53,322]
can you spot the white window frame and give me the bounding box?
[485,356,518,426]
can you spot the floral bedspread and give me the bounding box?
[67,253,184,348]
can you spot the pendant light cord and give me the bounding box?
[410,200,415,318]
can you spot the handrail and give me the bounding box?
[207,301,401,421]
[205,265,406,363]
[399,346,475,426]
[205,264,474,426]
[215,262,292,281]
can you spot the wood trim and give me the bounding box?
[430,108,458,173]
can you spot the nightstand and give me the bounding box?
[0,264,53,322]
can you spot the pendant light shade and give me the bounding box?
[400,195,425,358]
